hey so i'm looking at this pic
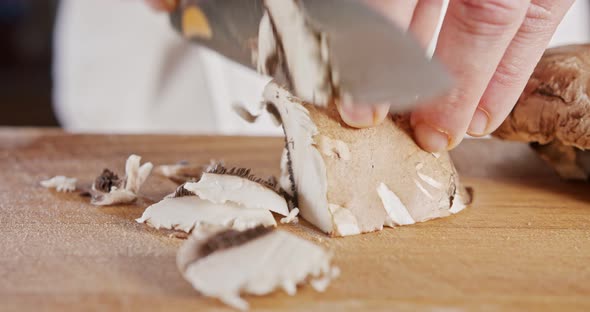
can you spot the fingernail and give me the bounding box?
[372,104,390,126]
[467,108,490,136]
[413,123,451,152]
[336,100,376,128]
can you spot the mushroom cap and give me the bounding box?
[494,44,590,150]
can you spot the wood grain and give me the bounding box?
[1,128,589,311]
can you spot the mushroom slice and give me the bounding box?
[183,165,289,217]
[279,148,295,198]
[154,161,206,184]
[40,176,77,192]
[257,0,333,107]
[90,154,153,206]
[135,195,276,233]
[177,226,337,311]
[263,82,470,236]
[493,44,590,180]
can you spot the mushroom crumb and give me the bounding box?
[40,176,77,192]
[177,226,337,311]
[310,266,340,292]
[90,154,153,206]
[94,169,120,193]
[232,102,265,124]
[169,232,189,240]
[493,44,590,180]
[280,208,300,224]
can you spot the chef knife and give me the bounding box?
[170,0,452,112]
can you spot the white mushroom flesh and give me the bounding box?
[279,208,299,224]
[328,204,361,236]
[262,0,333,106]
[91,154,153,206]
[377,183,415,227]
[263,85,333,233]
[179,229,336,311]
[136,196,276,233]
[183,173,289,216]
[124,154,153,194]
[256,11,278,76]
[315,135,351,160]
[263,82,469,236]
[40,176,77,192]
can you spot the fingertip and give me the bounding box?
[412,122,452,153]
[336,101,390,128]
[467,107,491,137]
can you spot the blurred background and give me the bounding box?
[1,0,58,126]
[1,0,589,133]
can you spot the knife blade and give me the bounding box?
[170,0,453,112]
[170,0,264,68]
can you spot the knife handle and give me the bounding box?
[170,0,214,41]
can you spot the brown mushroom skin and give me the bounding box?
[493,44,590,180]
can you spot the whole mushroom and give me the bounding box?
[493,44,590,180]
[264,82,471,236]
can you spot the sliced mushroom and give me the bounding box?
[154,161,205,184]
[279,147,295,198]
[257,0,333,107]
[177,226,337,311]
[263,82,470,236]
[90,154,153,206]
[40,176,77,192]
[493,44,590,180]
[183,164,289,217]
[135,195,276,233]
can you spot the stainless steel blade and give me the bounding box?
[170,0,453,112]
[301,0,453,111]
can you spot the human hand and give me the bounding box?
[145,0,178,12]
[341,0,574,153]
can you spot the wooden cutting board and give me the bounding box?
[1,128,589,311]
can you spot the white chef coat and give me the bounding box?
[53,0,589,135]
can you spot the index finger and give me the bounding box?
[410,0,530,152]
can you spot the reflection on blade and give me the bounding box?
[301,0,453,112]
